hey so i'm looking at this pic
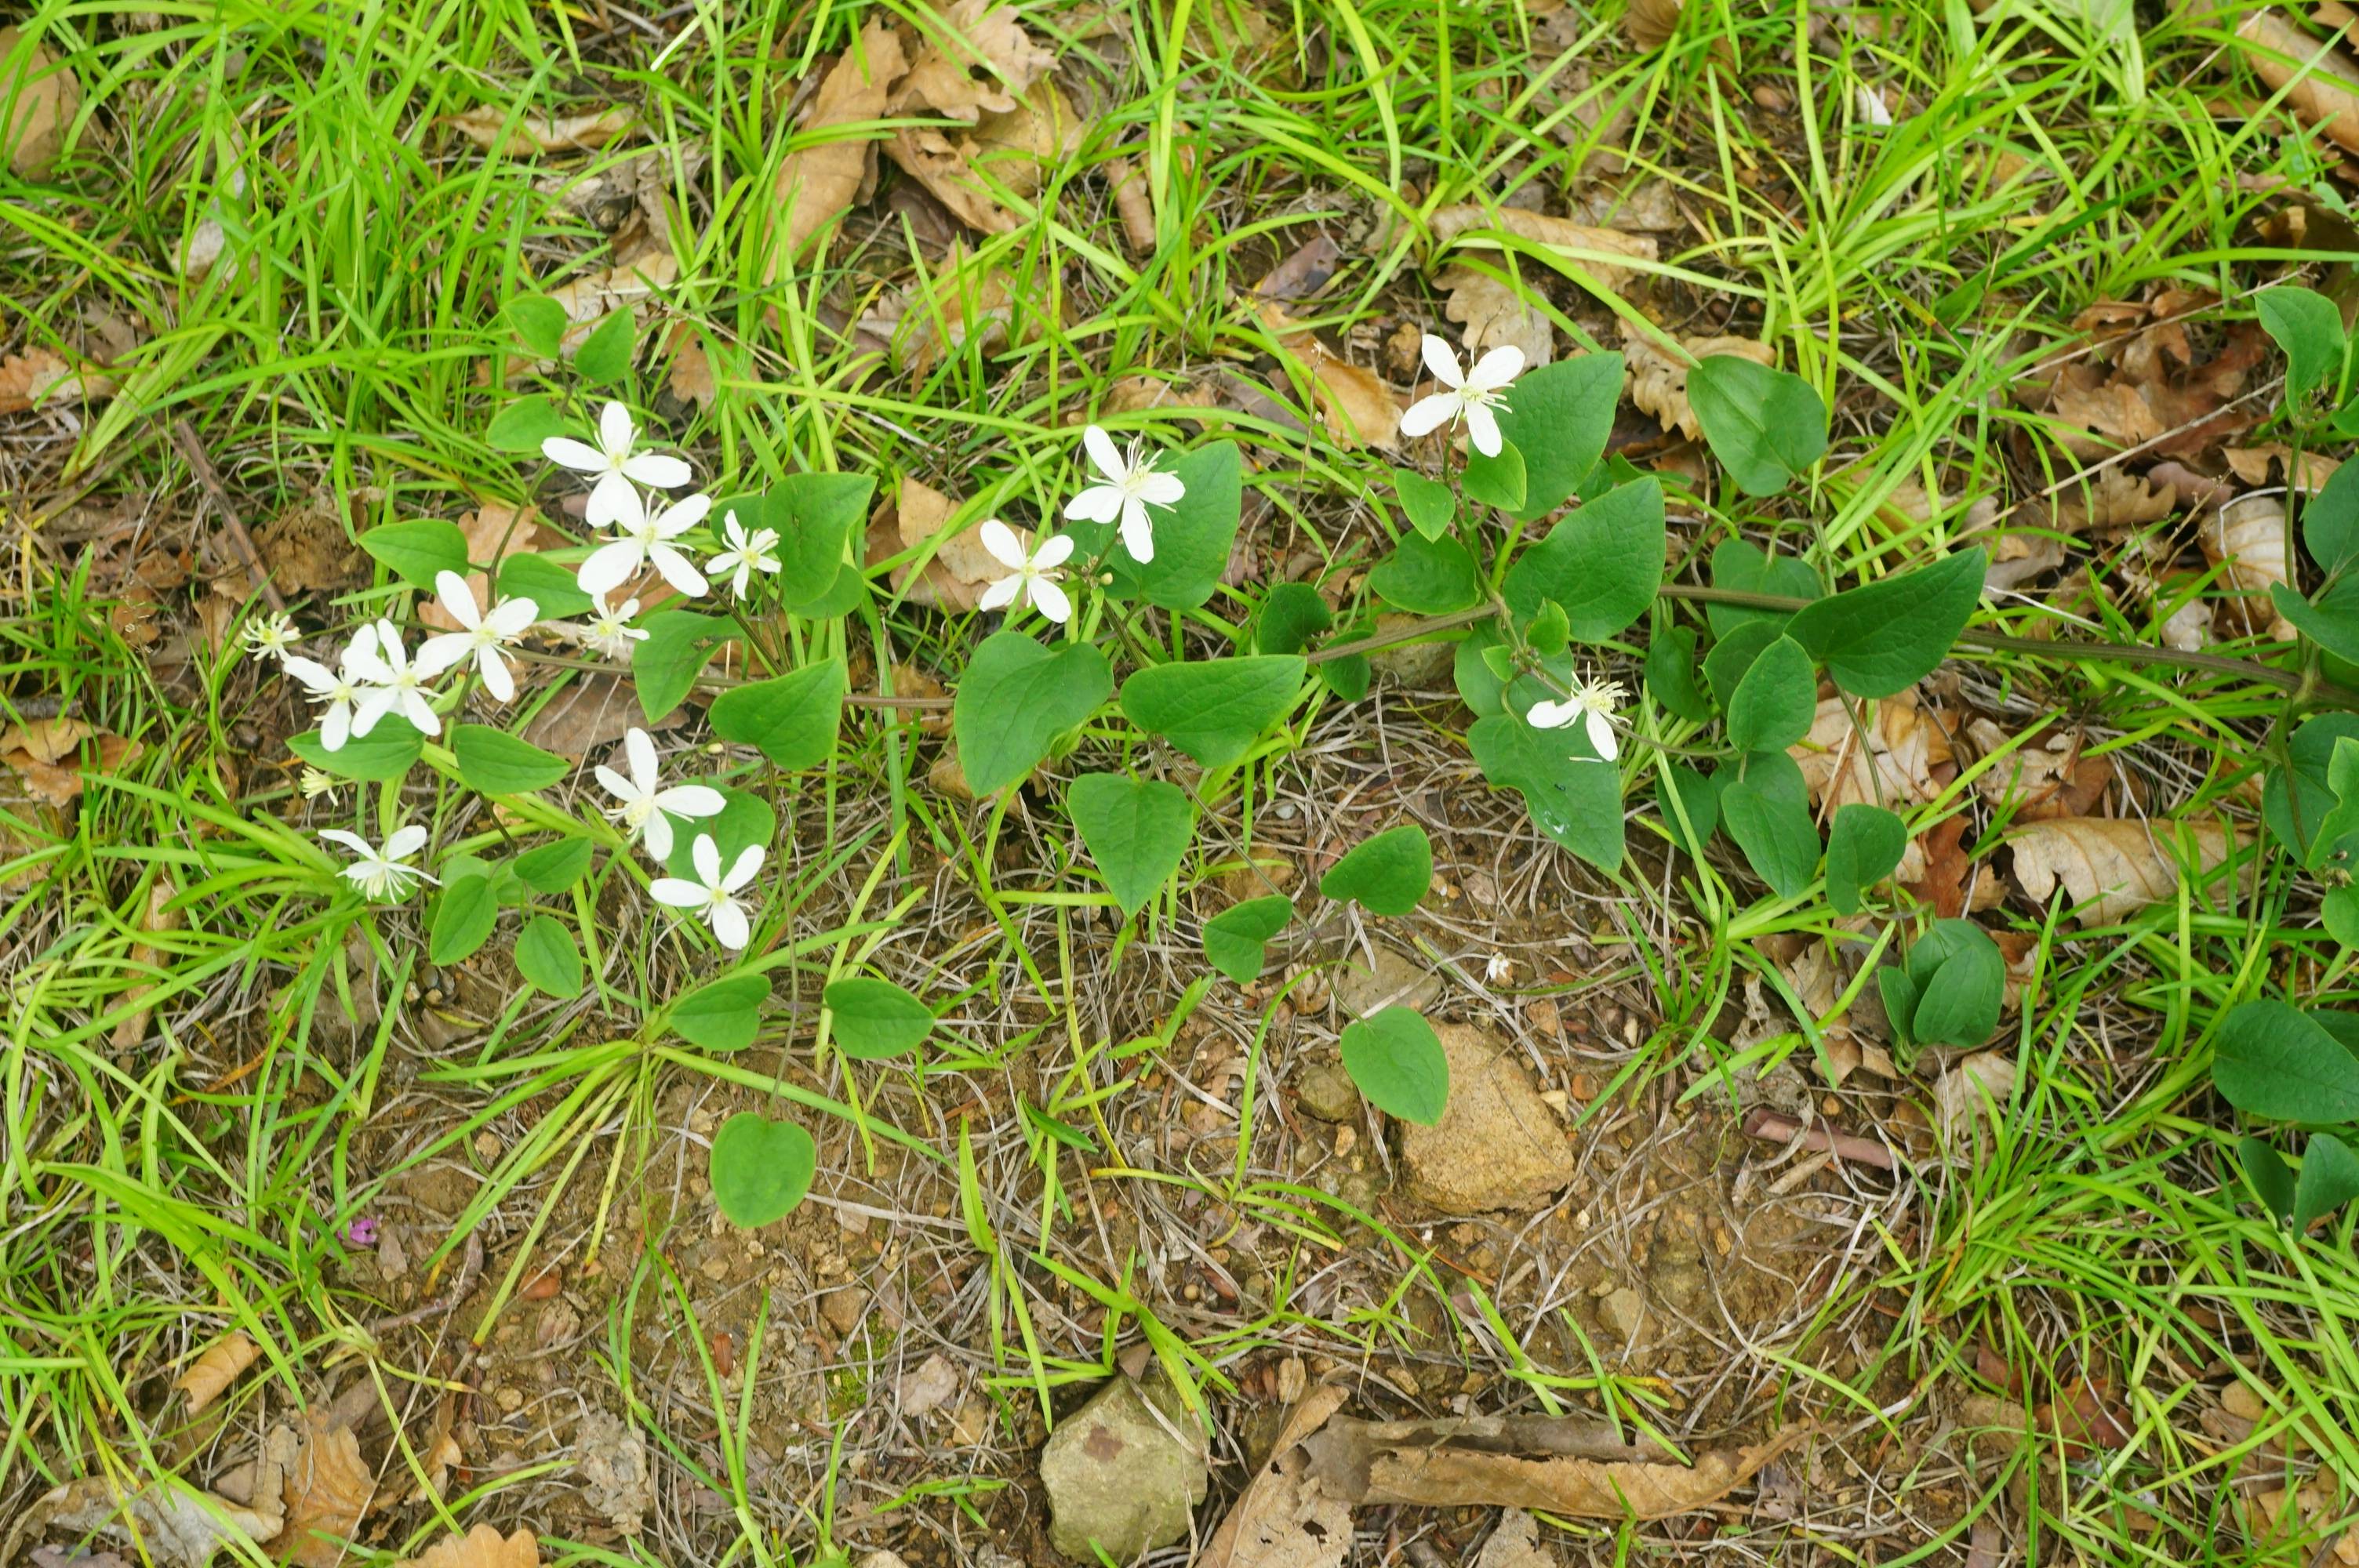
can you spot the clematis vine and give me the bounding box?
[542,401,694,526]
[976,520,1074,624]
[652,833,766,950]
[1399,334,1524,458]
[1064,424,1184,563]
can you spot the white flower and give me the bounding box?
[1485,953,1515,985]
[577,488,711,600]
[346,619,442,739]
[705,510,781,601]
[242,612,300,662]
[576,595,647,661]
[541,400,693,527]
[1062,424,1184,563]
[282,623,382,751]
[1398,334,1524,458]
[651,833,765,950]
[414,572,540,703]
[299,766,340,802]
[976,519,1075,623]
[1527,677,1627,763]
[595,726,727,861]
[320,824,437,902]
[1855,84,1895,127]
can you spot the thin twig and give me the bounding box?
[172,419,288,614]
[1741,1109,1901,1171]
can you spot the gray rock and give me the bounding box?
[1332,945,1443,1019]
[1040,1374,1209,1561]
[1294,1060,1362,1123]
[1400,1025,1578,1212]
[1601,1286,1647,1341]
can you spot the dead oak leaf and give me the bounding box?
[523,675,684,760]
[174,1330,261,1416]
[1623,321,1772,441]
[885,78,1084,234]
[866,475,1008,610]
[0,347,117,412]
[445,106,634,155]
[2008,816,2248,925]
[769,21,907,275]
[394,1526,540,1568]
[1257,303,1403,449]
[418,504,546,632]
[896,0,1057,122]
[276,1410,376,1567]
[1789,691,1954,820]
[1438,265,1554,368]
[23,1476,278,1568]
[1,25,78,179]
[1431,206,1656,294]
[2202,492,2296,637]
[1964,719,2112,822]
[1624,0,1683,49]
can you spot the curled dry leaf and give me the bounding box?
[0,717,142,807]
[1438,265,1554,368]
[886,79,1085,234]
[0,347,118,413]
[541,233,678,361]
[394,1525,540,1568]
[2036,304,2267,463]
[1301,1413,1808,1518]
[1257,303,1403,449]
[1964,719,2112,822]
[420,503,545,632]
[2053,466,2179,533]
[1623,0,1685,49]
[1623,321,1773,441]
[2009,816,2247,924]
[21,1476,278,1568]
[2202,492,2295,637]
[665,322,717,411]
[867,475,1010,611]
[276,1410,376,1568]
[446,106,634,155]
[1,25,79,179]
[1107,158,1156,252]
[769,22,907,275]
[1202,1385,1354,1568]
[1790,691,1954,826]
[2238,11,2359,155]
[175,1330,260,1415]
[1430,206,1656,293]
[1931,1051,2017,1152]
[2224,444,2341,490]
[896,0,1057,122]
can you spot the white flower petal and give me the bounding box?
[1587,708,1619,762]
[623,452,692,490]
[1420,332,1464,388]
[475,647,516,703]
[585,470,639,528]
[1398,394,1458,440]
[1467,343,1526,393]
[978,575,1022,612]
[577,539,645,598]
[642,811,674,862]
[1082,423,1124,481]
[282,656,337,695]
[657,784,726,818]
[650,876,707,910]
[1119,501,1156,563]
[979,519,1027,570]
[652,492,711,539]
[1031,534,1077,569]
[594,763,635,803]
[318,829,375,858]
[541,436,605,473]
[692,833,722,886]
[383,824,431,859]
[321,703,352,751]
[433,570,481,630]
[649,543,709,597]
[485,597,540,636]
[1030,575,1072,624]
[1063,484,1124,524]
[598,400,635,459]
[624,727,659,790]
[709,898,750,950]
[1526,699,1577,728]
[411,633,470,682]
[1464,402,1503,457]
[722,844,764,892]
[1138,471,1186,506]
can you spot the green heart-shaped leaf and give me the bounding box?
[1688,354,1829,495]
[1786,550,1986,698]
[1339,1006,1450,1125]
[824,976,933,1059]
[1319,825,1432,915]
[1069,773,1194,918]
[669,973,772,1053]
[1500,477,1665,641]
[2214,1000,2359,1122]
[1121,655,1306,769]
[954,632,1114,797]
[709,1112,817,1228]
[709,659,845,768]
[515,914,583,999]
[1202,895,1292,983]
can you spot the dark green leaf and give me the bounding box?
[1500,477,1666,641]
[1645,625,1714,723]
[1826,803,1906,916]
[1202,895,1292,984]
[1786,549,1987,697]
[1725,633,1816,752]
[2295,1131,2359,1230]
[496,551,594,619]
[747,474,877,614]
[1369,532,1481,613]
[506,296,569,360]
[2264,713,2359,869]
[2258,285,2345,405]
[1486,352,1624,521]
[954,633,1114,796]
[515,914,583,999]
[633,610,730,722]
[660,787,773,882]
[1467,713,1625,871]
[709,1112,816,1227]
[1910,924,2004,1047]
[290,727,421,782]
[1461,439,1528,512]
[1069,774,1194,918]
[1877,967,1921,1047]
[1121,655,1306,768]
[708,659,845,769]
[1319,824,1431,915]
[514,837,594,894]
[2213,1000,2359,1121]
[669,973,771,1053]
[1707,539,1817,638]
[825,976,934,1058]
[1703,619,1785,710]
[1721,764,1819,898]
[2241,1135,2297,1225]
[2274,579,2359,666]
[486,393,566,455]
[2304,461,2359,577]
[796,557,871,619]
[1077,441,1245,610]
[573,310,634,384]
[452,725,569,795]
[1394,467,1456,541]
[1256,583,1332,655]
[2328,885,2359,948]
[429,874,498,964]
[1525,599,1571,657]
[1688,354,1829,495]
[1656,764,1722,853]
[361,520,469,592]
[1339,1006,1450,1125]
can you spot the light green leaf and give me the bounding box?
[290,727,421,782]
[573,310,634,384]
[429,873,498,964]
[1909,924,2003,1047]
[1467,712,1625,871]
[1725,633,1816,752]
[710,1112,816,1227]
[1706,539,1817,638]
[1369,532,1481,613]
[2213,1000,2359,1122]
[515,914,583,998]
[2304,461,2359,576]
[2295,1131,2359,1230]
[1461,439,1528,512]
[954,633,1114,797]
[1202,895,1292,983]
[708,659,845,769]
[452,725,568,795]
[1826,803,1906,916]
[1121,655,1306,768]
[1645,624,1714,723]
[2241,1135,2297,1225]
[1485,352,1624,521]
[669,973,771,1053]
[660,787,773,881]
[632,610,730,721]
[1339,1006,1450,1125]
[1393,467,1456,540]
[2258,285,2345,405]
[1319,824,1432,915]
[2264,713,2359,869]
[506,296,569,360]
[1786,550,1986,697]
[1069,774,1194,918]
[1688,354,1829,495]
[744,474,876,614]
[824,976,934,1059]
[1499,477,1665,641]
[514,837,594,894]
[361,520,469,592]
[1082,441,1245,610]
[486,394,565,455]
[1721,753,1818,898]
[496,551,594,619]
[1703,619,1784,710]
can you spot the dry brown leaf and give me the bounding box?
[277,1411,376,1567]
[394,1525,540,1568]
[769,22,907,275]
[666,323,717,411]
[1301,1414,1805,1518]
[2203,492,2297,636]
[1623,322,1773,441]
[0,720,140,807]
[0,716,95,763]
[1252,235,1343,303]
[2055,466,2180,532]
[2239,11,2359,155]
[1790,692,1954,821]
[21,1476,278,1568]
[1,26,78,179]
[111,872,182,1049]
[0,347,117,413]
[524,675,684,758]
[1474,1511,1560,1568]
[2009,816,2247,924]
[1624,0,1684,48]
[419,504,546,633]
[1932,1051,2017,1150]
[174,1330,260,1416]
[1438,265,1553,368]
[2225,444,2342,489]
[1203,1385,1354,1568]
[446,106,634,155]
[1431,206,1655,293]
[1965,719,2113,822]
[885,78,1084,234]
[867,476,1007,611]
[2037,315,2268,461]
[1107,157,1156,252]
[1259,303,1404,449]
[881,243,1038,372]
[896,0,1056,121]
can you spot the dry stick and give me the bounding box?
[172,419,288,615]
[1740,1109,1901,1171]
